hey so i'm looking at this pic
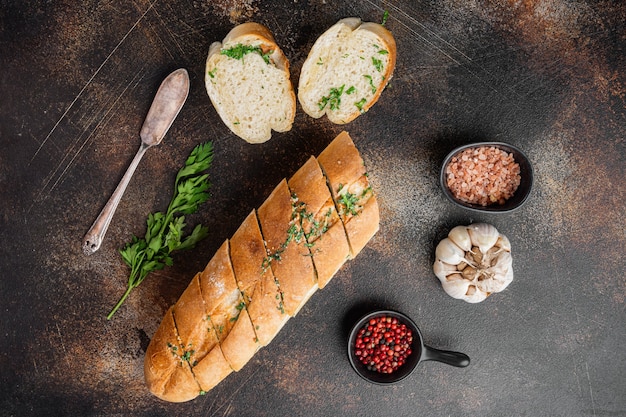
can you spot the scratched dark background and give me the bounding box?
[1,0,625,416]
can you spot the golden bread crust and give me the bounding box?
[192,344,232,392]
[257,179,318,316]
[230,210,289,346]
[219,309,260,371]
[288,156,351,288]
[143,308,202,402]
[317,131,379,256]
[171,274,219,372]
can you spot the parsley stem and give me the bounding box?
[107,285,134,320]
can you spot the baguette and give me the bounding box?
[144,131,378,402]
[204,22,296,144]
[298,18,396,124]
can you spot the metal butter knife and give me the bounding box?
[82,68,190,255]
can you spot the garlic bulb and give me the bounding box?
[433,223,513,303]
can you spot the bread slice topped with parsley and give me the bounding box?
[297,17,396,124]
[205,22,296,144]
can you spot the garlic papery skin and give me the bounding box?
[433,223,513,303]
[462,284,489,303]
[495,234,511,252]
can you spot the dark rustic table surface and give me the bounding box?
[1,1,625,416]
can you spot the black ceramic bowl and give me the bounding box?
[347,310,470,385]
[440,142,533,213]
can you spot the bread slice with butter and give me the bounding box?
[298,18,396,124]
[205,22,296,144]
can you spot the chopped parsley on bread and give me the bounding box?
[298,17,397,124]
[204,23,296,144]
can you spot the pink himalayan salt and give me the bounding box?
[445,146,521,206]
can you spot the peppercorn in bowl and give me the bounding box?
[348,310,420,384]
[347,310,470,384]
[440,142,533,213]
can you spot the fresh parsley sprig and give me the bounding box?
[107,142,214,320]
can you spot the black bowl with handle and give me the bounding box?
[347,310,470,385]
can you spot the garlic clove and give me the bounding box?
[490,250,513,272]
[481,252,511,292]
[477,265,513,293]
[476,273,507,293]
[441,275,472,299]
[461,266,476,281]
[463,285,488,303]
[467,223,500,254]
[448,225,472,251]
[433,259,458,282]
[501,267,514,287]
[495,234,511,252]
[485,252,513,291]
[435,238,467,265]
[446,272,465,282]
[471,246,483,263]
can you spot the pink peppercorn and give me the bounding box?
[354,315,413,374]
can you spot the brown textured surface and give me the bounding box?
[0,1,624,416]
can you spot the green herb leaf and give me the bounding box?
[355,98,367,112]
[108,142,214,320]
[372,57,383,72]
[318,85,346,111]
[340,192,360,216]
[363,74,377,94]
[221,44,273,64]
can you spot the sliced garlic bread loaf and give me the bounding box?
[298,18,396,124]
[205,22,296,143]
[145,131,378,402]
